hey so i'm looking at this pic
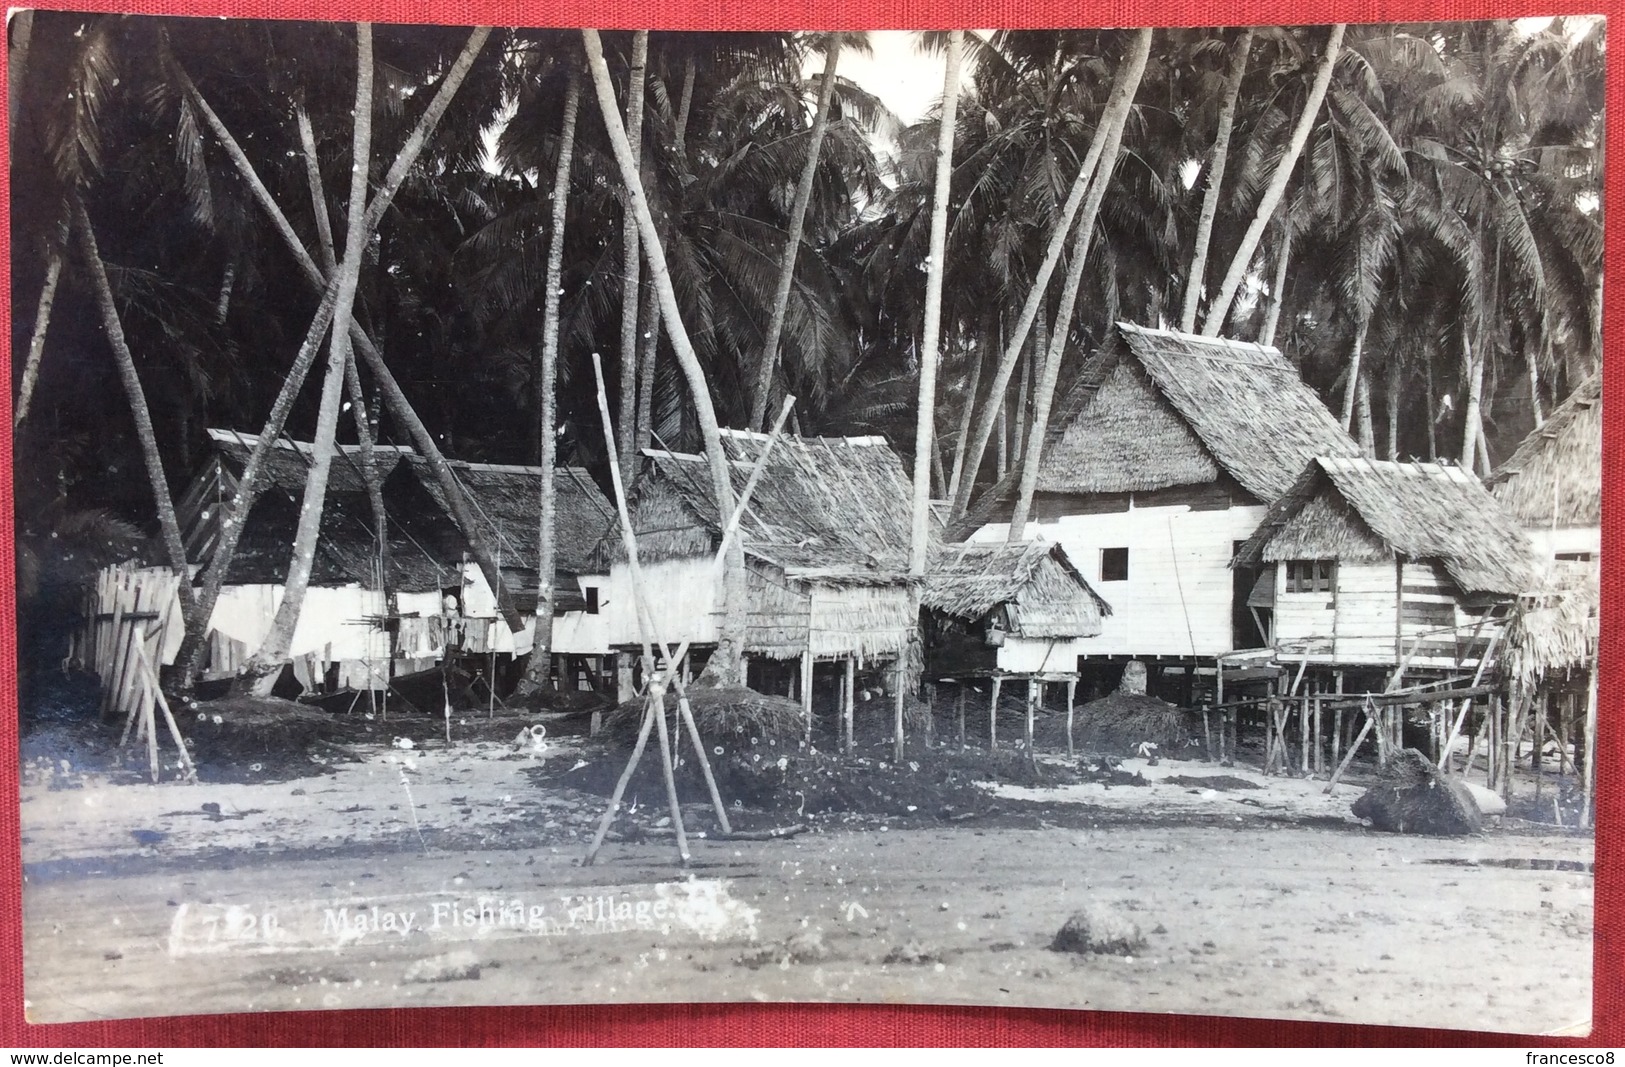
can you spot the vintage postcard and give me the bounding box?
[10,13,1602,1034]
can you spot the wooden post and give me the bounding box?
[1581,661,1598,829]
[989,676,1001,749]
[1332,705,1343,774]
[1299,693,1309,773]
[1326,712,1376,792]
[892,658,906,762]
[1024,680,1037,771]
[955,684,966,747]
[1065,677,1077,757]
[1202,706,1212,762]
[843,655,856,754]
[801,648,815,749]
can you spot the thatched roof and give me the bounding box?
[401,456,614,577]
[951,323,1359,536]
[616,431,916,584]
[1486,374,1601,529]
[923,540,1110,638]
[193,430,616,599]
[1501,563,1598,688]
[1235,457,1538,597]
[198,429,445,591]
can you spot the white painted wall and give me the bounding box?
[997,636,1093,674]
[974,500,1266,658]
[1525,525,1601,561]
[599,556,719,649]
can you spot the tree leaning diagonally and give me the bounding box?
[1009,27,1152,541]
[238,22,377,695]
[583,28,747,686]
[168,26,503,688]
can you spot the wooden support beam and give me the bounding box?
[801,649,815,749]
[1065,677,1077,758]
[843,655,856,754]
[989,676,1001,749]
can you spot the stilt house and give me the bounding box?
[1232,457,1538,670]
[922,540,1109,679]
[1485,373,1601,565]
[86,429,616,694]
[595,430,916,700]
[952,323,1361,691]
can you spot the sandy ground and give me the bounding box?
[18,730,1595,1035]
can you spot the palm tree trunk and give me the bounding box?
[1179,27,1252,334]
[71,197,199,629]
[13,245,62,429]
[584,29,746,685]
[1460,333,1485,468]
[1341,316,1367,430]
[170,28,506,687]
[635,269,660,453]
[908,23,962,651]
[1009,28,1151,540]
[1202,24,1345,337]
[616,31,648,486]
[296,102,338,276]
[946,325,987,503]
[1528,348,1545,428]
[1425,363,1439,461]
[239,23,375,696]
[1259,227,1292,347]
[674,55,696,165]
[1356,370,1374,456]
[521,65,582,693]
[950,28,1153,518]
[749,35,843,432]
[1385,360,1401,460]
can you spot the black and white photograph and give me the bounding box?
[9,13,1603,1033]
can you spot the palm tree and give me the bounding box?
[1008,27,1153,539]
[1178,27,1253,333]
[583,28,747,685]
[1202,24,1346,337]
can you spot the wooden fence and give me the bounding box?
[75,564,196,782]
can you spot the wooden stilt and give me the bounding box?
[1581,659,1598,829]
[1024,680,1037,772]
[584,698,659,865]
[1065,677,1078,758]
[989,676,1001,749]
[801,649,815,749]
[955,684,966,747]
[843,655,856,754]
[1299,694,1309,774]
[892,659,906,762]
[674,688,732,835]
[1326,711,1377,793]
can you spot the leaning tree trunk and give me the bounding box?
[238,22,376,696]
[1009,28,1152,540]
[8,9,33,146]
[585,29,746,686]
[1202,24,1345,337]
[169,28,503,688]
[616,30,648,486]
[1341,316,1368,431]
[520,65,582,694]
[1258,226,1293,347]
[949,31,1151,519]
[1460,333,1485,469]
[749,35,843,432]
[13,243,62,429]
[70,197,198,625]
[1179,27,1252,334]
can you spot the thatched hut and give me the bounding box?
[592,430,916,712]
[1233,457,1538,669]
[1485,373,1601,564]
[85,429,617,696]
[951,322,1360,699]
[922,540,1109,678]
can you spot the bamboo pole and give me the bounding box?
[801,649,815,748]
[1581,658,1598,829]
[1024,680,1038,773]
[989,677,1001,749]
[1065,677,1077,757]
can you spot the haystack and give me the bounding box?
[1071,670,1195,754]
[600,686,804,750]
[1350,748,1482,835]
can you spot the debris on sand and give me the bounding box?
[1050,903,1147,956]
[1068,692,1198,755]
[882,939,942,965]
[1351,748,1483,836]
[403,950,481,983]
[738,929,830,968]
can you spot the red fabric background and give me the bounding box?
[0,0,1619,1047]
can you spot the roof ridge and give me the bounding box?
[1116,321,1283,358]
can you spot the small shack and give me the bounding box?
[922,538,1110,745]
[594,430,916,737]
[1485,373,1601,565]
[1233,457,1537,672]
[80,429,617,701]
